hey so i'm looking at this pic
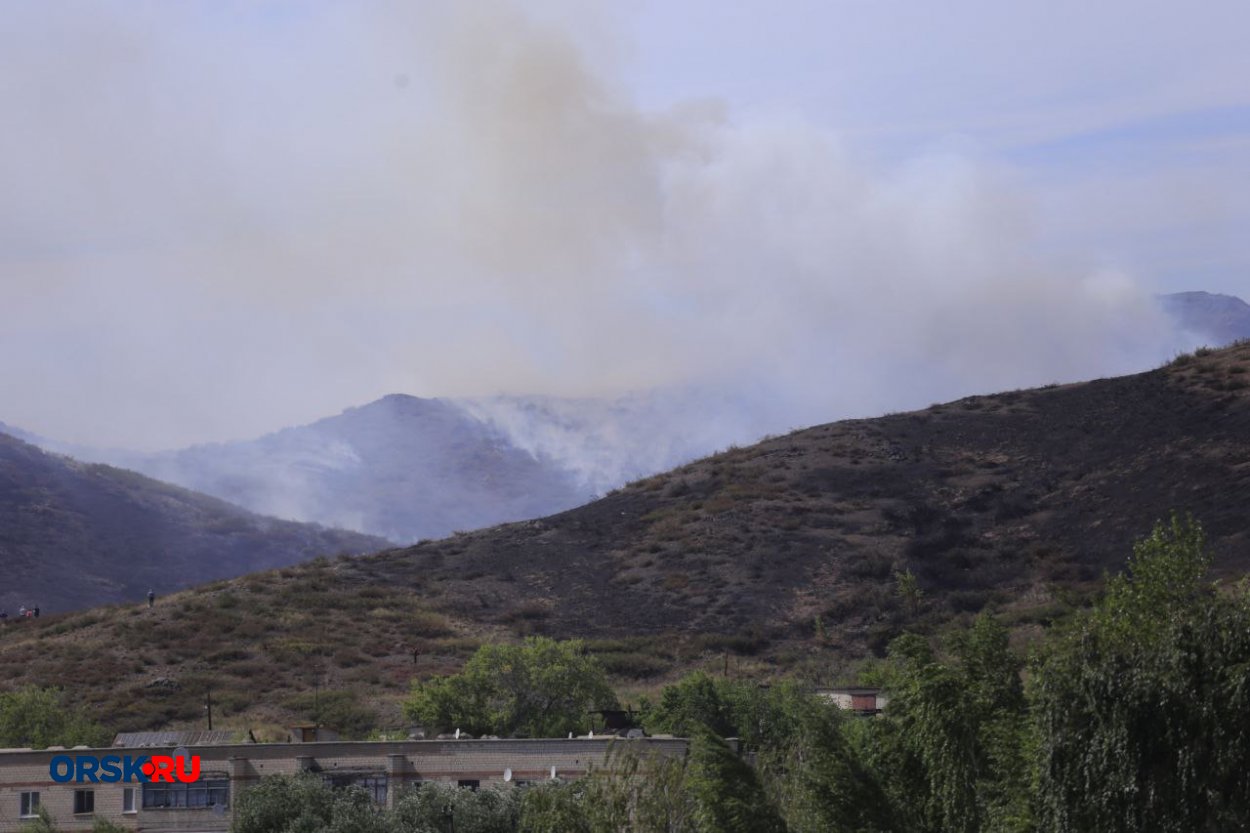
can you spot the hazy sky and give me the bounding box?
[2,1,1247,449]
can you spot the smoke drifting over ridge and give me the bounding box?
[1,2,1186,453]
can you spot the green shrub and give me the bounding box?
[282,690,378,739]
[405,637,617,738]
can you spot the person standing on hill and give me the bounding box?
[147,589,155,608]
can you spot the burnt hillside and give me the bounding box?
[3,343,1249,731]
[0,432,388,613]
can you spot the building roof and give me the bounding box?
[112,730,239,748]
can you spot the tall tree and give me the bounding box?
[1031,515,1250,832]
[857,619,1032,833]
[0,688,109,749]
[404,637,617,738]
[686,727,787,833]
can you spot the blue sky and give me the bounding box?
[1,1,1246,448]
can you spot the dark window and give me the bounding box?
[323,774,388,805]
[142,778,229,809]
[457,779,480,791]
[19,792,39,818]
[123,788,136,813]
[73,791,94,815]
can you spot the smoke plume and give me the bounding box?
[0,1,1187,454]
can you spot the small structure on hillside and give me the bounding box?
[817,687,888,716]
[588,709,641,736]
[289,724,340,743]
[113,730,237,747]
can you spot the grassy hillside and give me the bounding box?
[4,343,1249,734]
[0,433,388,613]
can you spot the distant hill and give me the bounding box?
[13,387,839,544]
[8,291,1240,545]
[0,431,388,614]
[1159,291,1250,346]
[47,395,594,544]
[5,341,1250,732]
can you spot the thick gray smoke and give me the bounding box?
[1,1,1190,456]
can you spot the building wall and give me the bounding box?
[818,689,889,713]
[0,738,689,833]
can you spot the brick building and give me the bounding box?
[817,687,889,715]
[0,736,689,833]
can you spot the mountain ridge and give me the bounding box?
[0,431,389,614]
[11,291,1247,546]
[1159,290,1250,346]
[3,341,1249,731]
[28,394,595,544]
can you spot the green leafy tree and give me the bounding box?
[894,568,925,615]
[1031,515,1250,832]
[646,673,872,832]
[392,783,520,833]
[404,637,617,738]
[20,807,58,833]
[643,672,831,753]
[886,642,982,833]
[576,744,697,833]
[686,727,786,833]
[234,776,521,833]
[787,712,901,833]
[232,774,337,833]
[91,821,127,833]
[951,615,1032,833]
[858,619,1032,833]
[283,690,378,739]
[518,781,591,833]
[641,672,736,738]
[323,789,387,833]
[0,688,110,749]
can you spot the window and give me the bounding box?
[457,779,480,791]
[73,790,94,815]
[123,788,136,814]
[19,792,39,818]
[142,778,229,809]
[324,774,387,805]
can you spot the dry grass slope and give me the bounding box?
[4,342,1250,733]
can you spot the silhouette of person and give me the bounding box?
[147,589,156,608]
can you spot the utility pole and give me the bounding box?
[205,687,214,731]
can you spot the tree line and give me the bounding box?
[10,515,1250,832]
[382,515,1250,832]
